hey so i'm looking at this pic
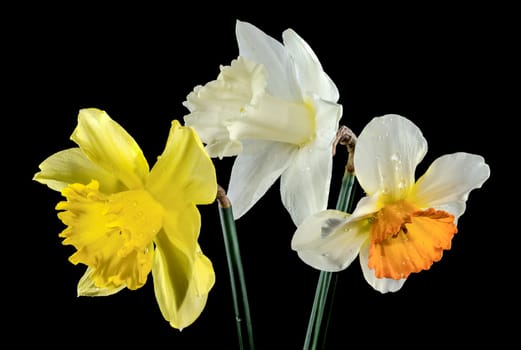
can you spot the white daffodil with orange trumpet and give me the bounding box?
[292,114,490,293]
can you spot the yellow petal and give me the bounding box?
[159,205,201,266]
[77,266,126,297]
[34,148,124,193]
[191,245,215,298]
[57,181,162,290]
[147,120,217,209]
[151,202,214,329]
[152,229,215,330]
[71,108,149,190]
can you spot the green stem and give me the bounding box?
[304,172,357,350]
[217,187,255,350]
[336,172,357,212]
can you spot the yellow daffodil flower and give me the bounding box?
[33,108,218,329]
[183,20,342,226]
[292,114,490,293]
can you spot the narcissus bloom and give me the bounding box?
[33,108,217,329]
[292,114,490,293]
[183,20,342,226]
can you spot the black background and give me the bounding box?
[7,3,511,348]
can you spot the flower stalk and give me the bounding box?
[304,126,358,350]
[217,186,255,350]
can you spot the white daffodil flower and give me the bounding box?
[183,20,342,226]
[292,114,490,293]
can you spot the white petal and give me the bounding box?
[282,29,339,102]
[349,194,381,219]
[312,96,343,149]
[227,140,295,220]
[291,210,368,272]
[429,202,467,225]
[411,152,490,220]
[279,96,341,226]
[280,141,332,226]
[354,114,427,199]
[235,20,301,101]
[358,241,407,293]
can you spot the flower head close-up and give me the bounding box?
[33,108,218,330]
[292,114,490,293]
[183,20,343,226]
